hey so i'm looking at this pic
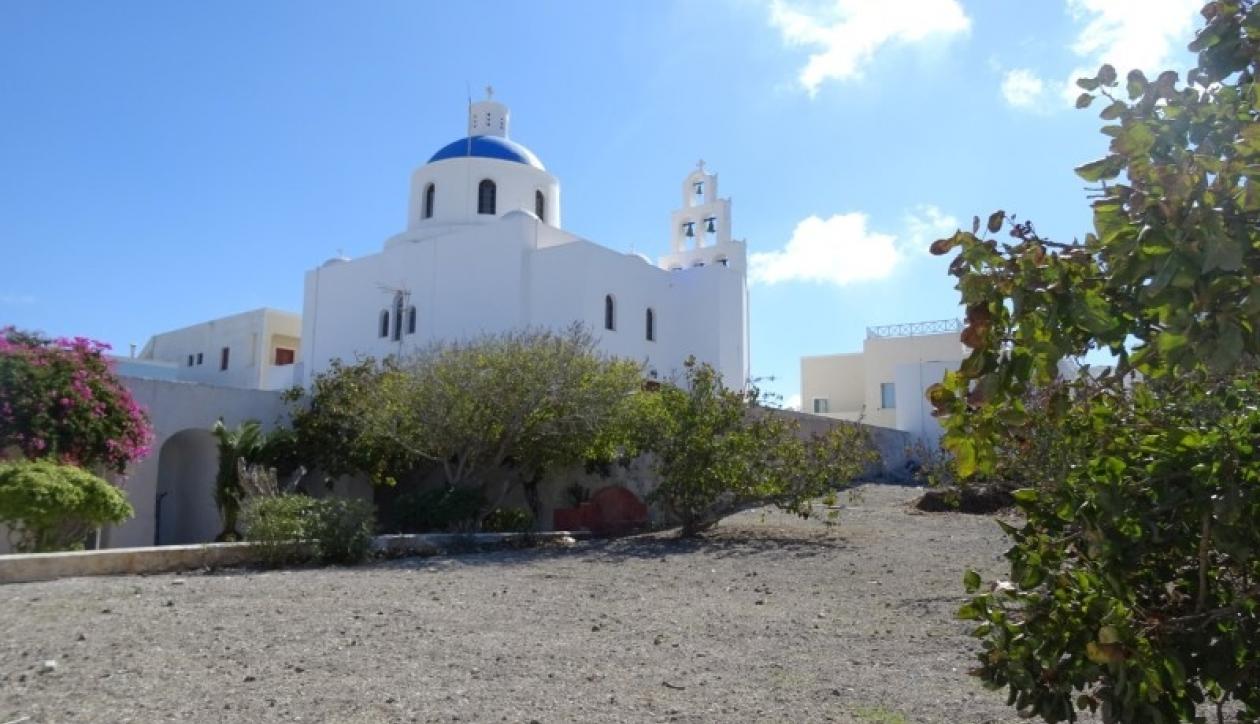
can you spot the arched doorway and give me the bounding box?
[154,428,219,545]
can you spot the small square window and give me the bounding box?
[196,353,203,365]
[220,347,230,371]
[880,382,896,409]
[274,348,295,366]
[187,355,194,367]
[812,398,829,414]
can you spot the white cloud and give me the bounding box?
[750,213,898,286]
[785,393,802,412]
[1061,0,1200,103]
[770,0,971,95]
[1001,68,1046,109]
[904,204,959,253]
[0,293,36,306]
[751,206,957,287]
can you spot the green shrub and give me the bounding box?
[309,497,375,564]
[242,494,318,567]
[392,486,484,533]
[243,494,375,566]
[644,359,877,537]
[481,507,533,533]
[931,6,1260,717]
[0,460,134,552]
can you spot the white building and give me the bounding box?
[298,94,747,388]
[133,91,749,390]
[801,319,965,448]
[37,92,754,553]
[126,308,301,391]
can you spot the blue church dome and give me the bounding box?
[427,135,545,170]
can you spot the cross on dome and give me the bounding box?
[485,85,494,99]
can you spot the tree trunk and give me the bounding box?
[522,471,545,522]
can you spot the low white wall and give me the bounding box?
[0,532,588,585]
[0,542,268,584]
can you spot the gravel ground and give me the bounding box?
[1,485,1080,724]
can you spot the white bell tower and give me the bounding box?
[660,160,744,271]
[469,86,509,137]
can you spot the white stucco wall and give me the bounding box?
[399,156,561,237]
[859,333,964,429]
[893,360,959,450]
[801,353,865,418]
[302,210,749,389]
[801,330,964,433]
[101,377,288,550]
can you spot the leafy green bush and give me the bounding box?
[392,486,484,533]
[0,460,134,552]
[645,358,877,537]
[243,494,375,566]
[481,507,533,533]
[309,497,375,564]
[242,494,318,566]
[958,376,1260,722]
[930,5,1260,719]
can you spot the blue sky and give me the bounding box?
[1,0,1201,406]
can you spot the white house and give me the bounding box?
[127,308,301,391]
[800,319,965,449]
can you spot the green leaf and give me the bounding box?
[1125,69,1148,98]
[1203,234,1245,272]
[1076,93,1095,109]
[986,210,1006,233]
[1072,292,1115,334]
[1115,121,1155,156]
[1157,332,1188,356]
[1209,321,1244,373]
[964,569,982,593]
[956,600,984,620]
[1100,101,1127,120]
[1011,488,1038,504]
[1097,63,1117,86]
[1076,157,1117,182]
[952,437,978,478]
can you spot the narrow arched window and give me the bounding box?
[478,179,496,215]
[604,295,616,331]
[423,183,435,219]
[645,308,655,342]
[535,190,545,222]
[378,310,389,338]
[407,305,417,334]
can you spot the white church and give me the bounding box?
[77,92,752,549]
[127,91,749,392]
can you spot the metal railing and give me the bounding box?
[865,318,963,340]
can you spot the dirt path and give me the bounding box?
[1,485,1063,723]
